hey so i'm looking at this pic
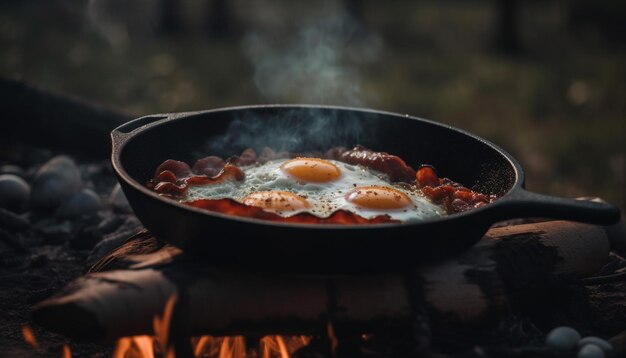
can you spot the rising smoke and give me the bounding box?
[241,5,383,106]
[201,3,384,156]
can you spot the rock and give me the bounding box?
[31,156,83,210]
[109,183,131,213]
[96,215,125,234]
[0,207,30,232]
[577,344,605,358]
[546,326,581,351]
[57,188,101,219]
[69,225,103,251]
[87,216,142,265]
[38,221,72,245]
[0,174,30,211]
[0,164,25,177]
[0,228,27,253]
[29,254,49,268]
[578,337,612,352]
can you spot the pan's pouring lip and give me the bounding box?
[111,104,524,230]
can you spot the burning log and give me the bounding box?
[30,220,621,344]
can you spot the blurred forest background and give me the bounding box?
[0,0,624,210]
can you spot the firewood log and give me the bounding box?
[0,78,131,158]
[32,221,617,342]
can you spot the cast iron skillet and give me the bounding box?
[111,105,620,272]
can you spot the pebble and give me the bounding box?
[109,183,131,212]
[69,224,103,251]
[31,156,83,210]
[57,188,102,219]
[0,227,27,253]
[96,215,125,234]
[577,344,605,358]
[0,207,30,232]
[578,337,612,352]
[0,164,24,177]
[546,326,581,351]
[38,221,72,245]
[87,216,142,265]
[0,174,31,211]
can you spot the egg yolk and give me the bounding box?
[345,186,413,210]
[242,191,310,213]
[280,158,341,183]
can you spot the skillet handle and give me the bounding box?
[110,114,170,148]
[492,189,621,225]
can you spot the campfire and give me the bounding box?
[1,80,625,358]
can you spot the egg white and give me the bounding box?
[184,159,446,222]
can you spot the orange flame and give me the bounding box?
[113,337,131,358]
[62,344,72,358]
[193,336,216,357]
[109,292,312,357]
[153,293,178,356]
[275,336,289,358]
[113,336,155,358]
[327,321,339,354]
[21,325,38,349]
[218,336,246,358]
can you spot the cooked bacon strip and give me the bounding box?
[153,182,186,196]
[154,170,178,184]
[335,145,416,183]
[187,198,399,224]
[185,164,244,186]
[416,166,495,214]
[154,159,191,178]
[192,156,226,177]
[415,165,439,188]
[150,164,244,197]
[229,148,257,166]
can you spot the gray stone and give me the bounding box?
[546,326,581,351]
[577,344,605,358]
[0,207,30,232]
[96,215,125,234]
[31,156,83,210]
[57,188,102,219]
[109,183,131,212]
[0,174,31,211]
[87,216,142,265]
[578,337,612,352]
[38,221,72,245]
[0,165,24,177]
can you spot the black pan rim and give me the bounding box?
[111,104,525,230]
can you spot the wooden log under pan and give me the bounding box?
[31,220,622,343]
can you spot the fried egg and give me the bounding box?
[184,158,446,223]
